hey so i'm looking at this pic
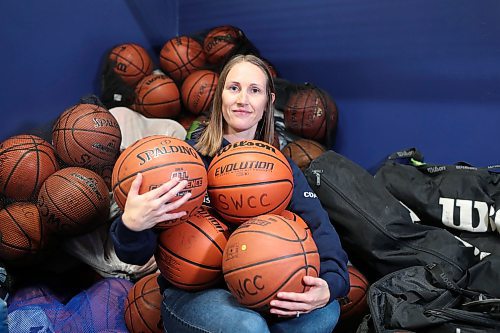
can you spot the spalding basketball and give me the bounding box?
[111,135,207,228]
[37,167,110,235]
[0,202,47,262]
[203,26,242,65]
[0,134,59,201]
[181,70,219,115]
[280,210,311,238]
[222,214,320,311]
[281,139,326,171]
[283,87,338,143]
[108,43,154,86]
[155,206,229,290]
[159,36,206,82]
[52,103,122,170]
[125,272,163,333]
[207,140,293,224]
[340,265,369,321]
[134,74,181,119]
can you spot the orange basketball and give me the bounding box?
[222,214,320,312]
[37,167,110,235]
[134,74,181,119]
[181,70,219,115]
[111,135,207,229]
[281,139,326,171]
[125,272,163,333]
[159,36,206,82]
[340,265,369,321]
[0,202,47,263]
[207,140,293,224]
[52,103,122,170]
[203,26,243,64]
[108,43,154,86]
[155,206,229,290]
[279,210,311,236]
[0,134,59,201]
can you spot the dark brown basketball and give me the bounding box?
[283,87,338,143]
[340,265,369,321]
[207,140,293,224]
[0,134,59,201]
[181,70,219,115]
[52,103,122,171]
[108,43,154,86]
[203,26,242,64]
[155,206,229,290]
[159,36,206,82]
[125,272,163,333]
[281,138,326,171]
[222,214,320,312]
[37,167,110,235]
[0,202,47,262]
[111,135,207,229]
[134,74,181,119]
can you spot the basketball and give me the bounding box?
[111,135,207,229]
[159,36,206,82]
[155,206,229,290]
[0,202,47,262]
[222,214,320,311]
[37,167,110,235]
[125,272,163,333]
[108,43,154,86]
[52,103,122,170]
[0,134,59,201]
[280,210,311,236]
[340,265,369,321]
[283,87,338,143]
[181,70,219,115]
[134,74,181,119]
[207,140,293,224]
[203,25,242,64]
[281,138,326,171]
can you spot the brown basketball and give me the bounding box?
[281,139,326,171]
[279,210,312,237]
[155,206,229,290]
[283,87,338,143]
[222,214,320,312]
[52,103,122,171]
[125,272,163,333]
[134,74,181,119]
[111,135,207,229]
[203,26,242,64]
[159,36,206,82]
[207,140,293,224]
[0,202,47,262]
[0,134,59,201]
[37,167,110,235]
[340,265,369,321]
[181,70,219,115]
[108,43,154,86]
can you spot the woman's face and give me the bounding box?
[221,61,273,138]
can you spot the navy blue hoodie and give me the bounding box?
[110,138,349,301]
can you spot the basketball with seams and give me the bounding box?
[222,214,320,312]
[207,140,294,224]
[134,73,181,119]
[0,134,59,201]
[203,25,242,65]
[52,103,122,170]
[284,87,338,143]
[108,43,153,86]
[159,36,206,82]
[111,135,207,229]
[281,138,326,171]
[181,70,219,115]
[125,272,163,333]
[340,265,369,321]
[37,167,110,236]
[155,206,230,291]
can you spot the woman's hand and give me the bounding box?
[121,173,192,231]
[269,276,330,317]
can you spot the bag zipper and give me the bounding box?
[425,308,500,328]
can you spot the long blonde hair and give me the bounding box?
[194,54,276,157]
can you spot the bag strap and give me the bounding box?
[425,263,484,299]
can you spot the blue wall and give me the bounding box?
[1,0,499,170]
